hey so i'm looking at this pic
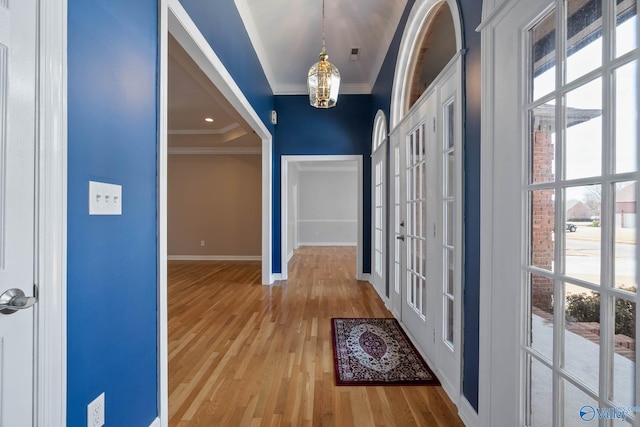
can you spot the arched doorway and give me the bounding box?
[388,0,464,404]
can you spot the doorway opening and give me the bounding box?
[280,155,364,281]
[159,0,274,421]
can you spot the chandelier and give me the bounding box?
[307,0,340,108]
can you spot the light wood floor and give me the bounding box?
[168,246,463,426]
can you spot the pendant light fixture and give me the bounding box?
[307,0,340,108]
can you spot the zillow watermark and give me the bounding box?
[580,405,640,422]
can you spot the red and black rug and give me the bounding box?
[331,318,440,386]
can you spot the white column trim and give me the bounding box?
[36,0,67,425]
[157,0,169,425]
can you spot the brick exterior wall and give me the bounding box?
[531,129,555,311]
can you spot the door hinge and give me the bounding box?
[433,118,436,132]
[433,328,436,343]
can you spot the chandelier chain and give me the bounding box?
[322,0,326,52]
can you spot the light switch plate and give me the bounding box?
[89,181,122,215]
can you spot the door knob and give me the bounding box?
[396,235,405,241]
[0,288,37,315]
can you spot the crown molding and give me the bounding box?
[273,82,372,95]
[168,146,262,155]
[168,122,240,135]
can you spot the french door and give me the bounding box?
[372,144,386,300]
[389,58,462,400]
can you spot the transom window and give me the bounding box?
[525,0,638,425]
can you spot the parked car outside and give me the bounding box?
[566,223,577,232]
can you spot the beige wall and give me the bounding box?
[168,154,261,257]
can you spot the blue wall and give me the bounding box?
[273,95,374,274]
[67,1,158,426]
[458,0,482,411]
[370,0,482,411]
[179,0,275,133]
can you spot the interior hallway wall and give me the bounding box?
[297,169,358,246]
[168,154,262,257]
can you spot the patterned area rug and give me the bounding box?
[331,318,440,386]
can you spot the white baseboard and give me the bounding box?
[271,273,283,281]
[167,255,261,261]
[458,396,480,427]
[358,273,372,282]
[297,242,357,247]
[149,417,161,427]
[287,251,294,262]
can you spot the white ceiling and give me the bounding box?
[168,34,260,148]
[168,1,408,147]
[235,0,407,94]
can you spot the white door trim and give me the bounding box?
[36,0,67,425]
[280,155,364,281]
[159,0,274,424]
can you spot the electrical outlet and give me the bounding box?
[200,240,205,247]
[87,392,105,427]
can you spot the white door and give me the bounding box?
[371,146,386,300]
[390,138,403,318]
[0,0,38,425]
[389,63,463,399]
[434,66,462,399]
[398,91,439,358]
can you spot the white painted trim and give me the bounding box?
[476,0,516,32]
[149,417,161,427]
[157,1,169,426]
[159,0,274,424]
[458,397,480,427]
[36,0,67,424]
[360,273,372,283]
[281,155,364,281]
[297,219,358,223]
[296,164,358,172]
[271,273,283,281]
[167,255,261,261]
[273,82,373,95]
[372,109,388,153]
[168,146,261,155]
[168,123,240,135]
[297,242,357,247]
[390,0,463,129]
[287,251,294,262]
[478,2,495,424]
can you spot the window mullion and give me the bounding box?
[553,2,567,426]
[600,0,616,412]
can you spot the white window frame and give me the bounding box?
[479,0,640,426]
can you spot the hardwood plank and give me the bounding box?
[168,247,464,426]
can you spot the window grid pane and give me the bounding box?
[525,1,638,424]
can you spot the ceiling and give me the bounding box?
[236,0,407,94]
[168,0,408,148]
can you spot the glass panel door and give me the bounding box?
[405,123,427,319]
